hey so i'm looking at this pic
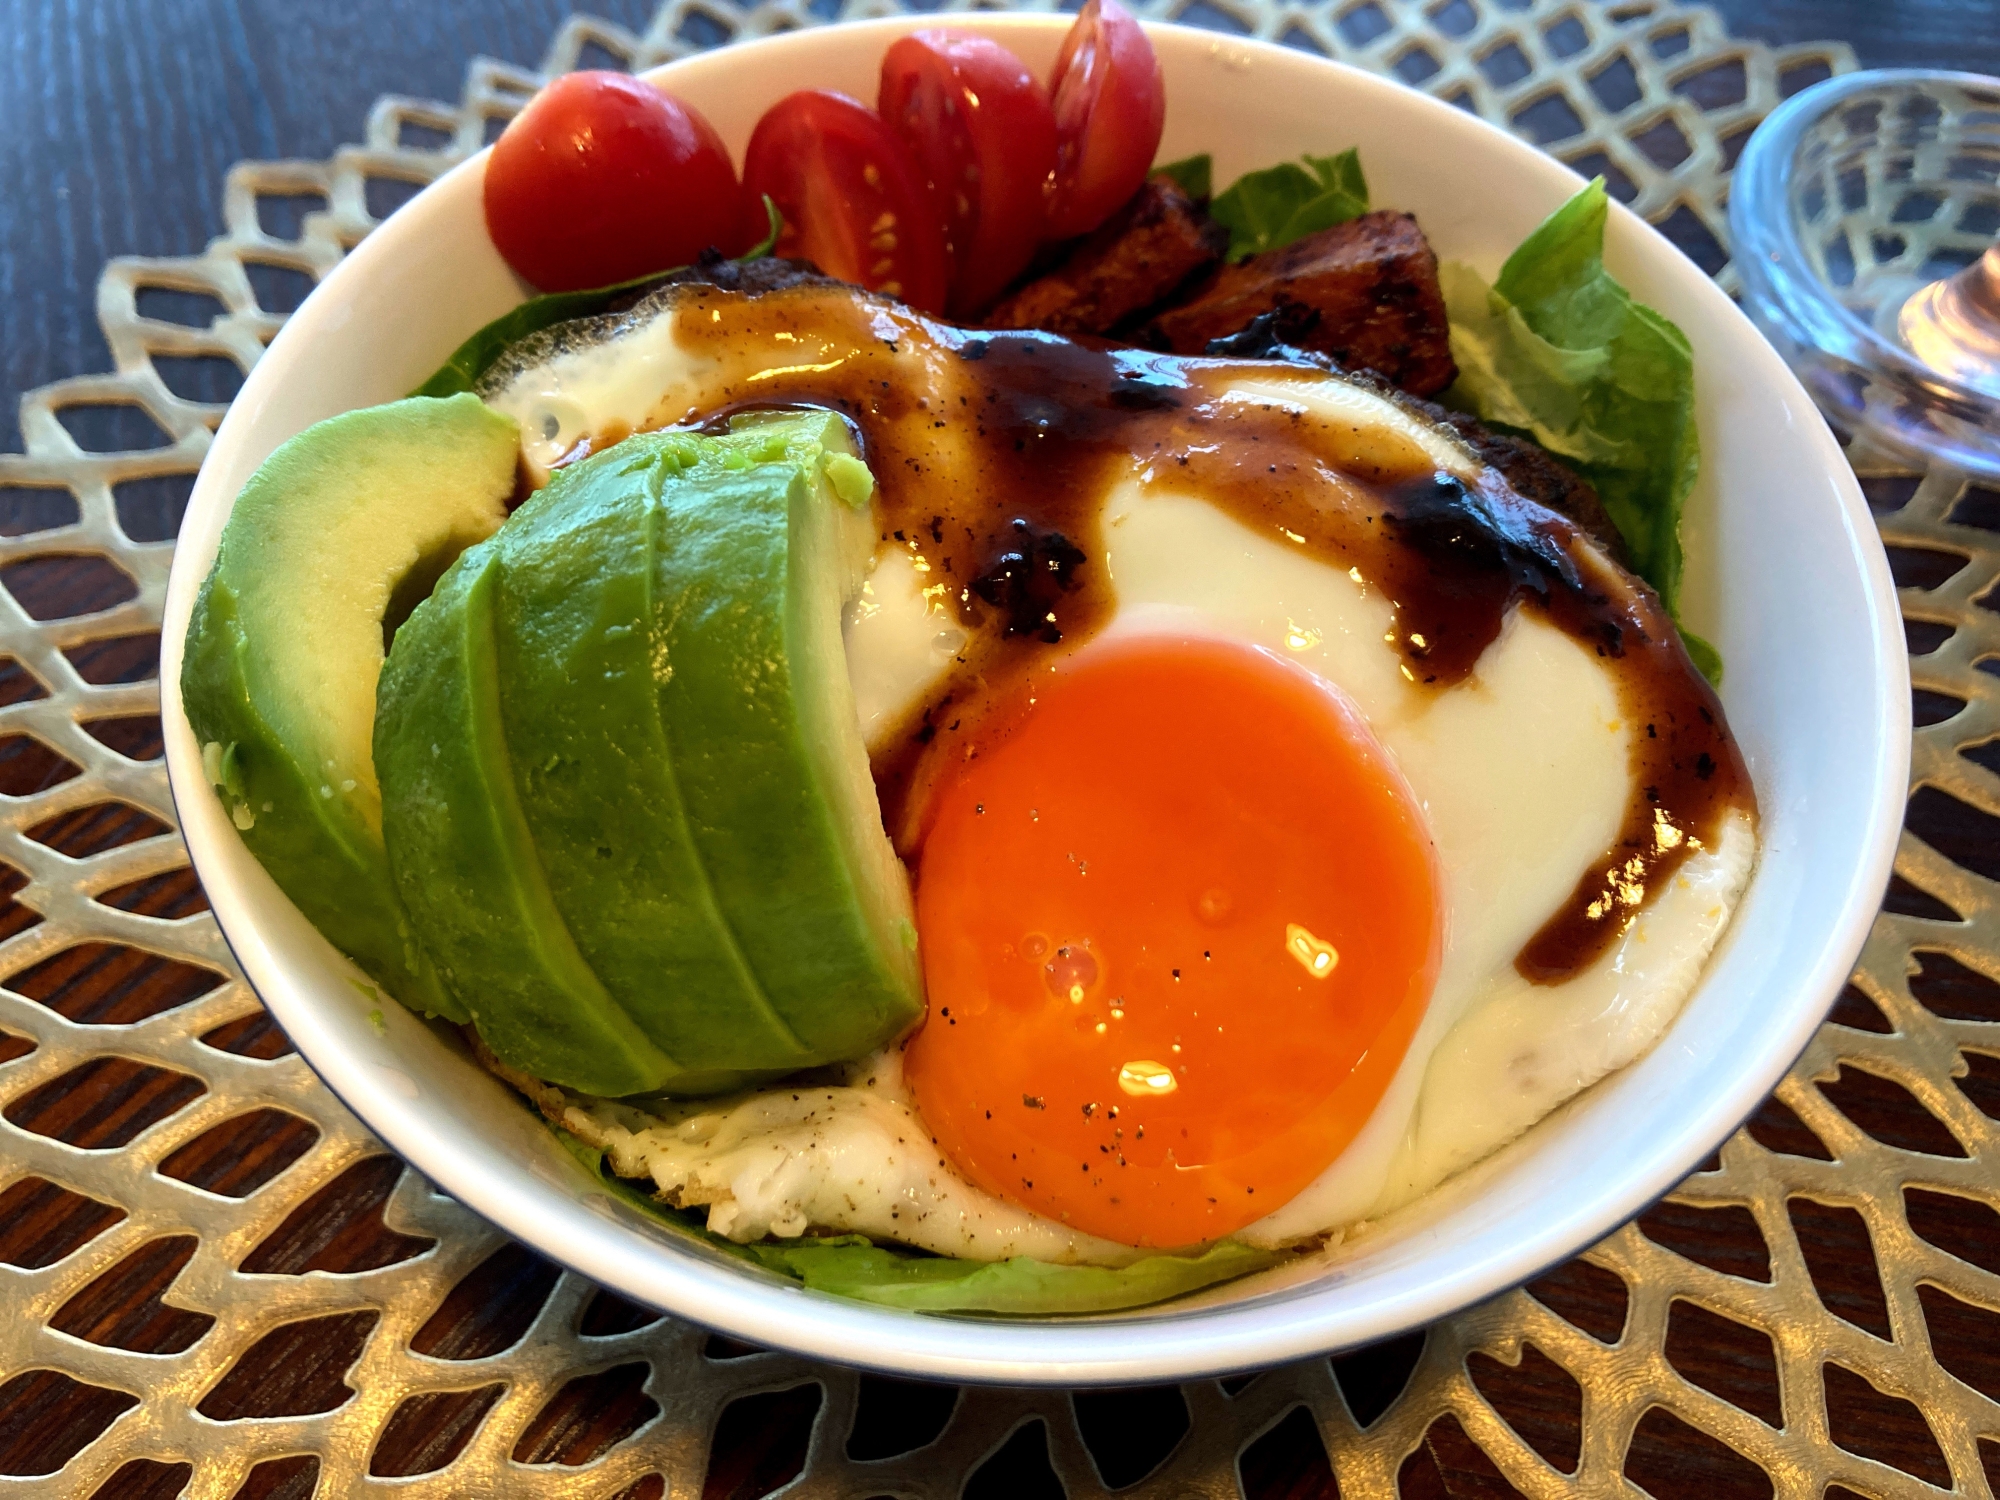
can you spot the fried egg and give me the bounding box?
[483,279,1757,1262]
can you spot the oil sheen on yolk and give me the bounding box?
[904,633,1443,1248]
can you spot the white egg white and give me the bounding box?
[558,1049,1146,1266]
[486,295,1756,1264]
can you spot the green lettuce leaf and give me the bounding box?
[739,1237,1282,1314]
[413,278,657,400]
[1440,179,1717,680]
[1209,149,1367,262]
[555,1128,1287,1315]
[415,196,782,399]
[1153,153,1214,201]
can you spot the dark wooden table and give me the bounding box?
[0,2,1995,1497]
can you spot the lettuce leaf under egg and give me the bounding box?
[1439,179,1718,681]
[557,1129,1288,1315]
[738,1234,1284,1315]
[415,197,782,399]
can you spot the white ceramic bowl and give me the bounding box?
[160,16,1907,1384]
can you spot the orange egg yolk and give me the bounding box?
[904,633,1442,1249]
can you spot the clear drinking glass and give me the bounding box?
[1731,70,2000,477]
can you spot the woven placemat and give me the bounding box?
[14,1,1998,1495]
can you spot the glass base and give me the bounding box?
[1898,246,2000,399]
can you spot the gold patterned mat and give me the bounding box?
[16,2,1999,1495]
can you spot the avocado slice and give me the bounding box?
[485,436,811,1081]
[181,394,518,1017]
[373,546,678,1095]
[653,412,923,1061]
[374,412,922,1093]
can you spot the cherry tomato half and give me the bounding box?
[1044,0,1166,241]
[879,32,1058,316]
[483,71,747,293]
[744,90,951,316]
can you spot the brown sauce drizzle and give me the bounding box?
[591,283,1752,985]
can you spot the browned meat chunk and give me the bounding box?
[1430,407,1628,566]
[1145,211,1457,397]
[983,177,1227,335]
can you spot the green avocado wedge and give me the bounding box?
[181,394,519,1018]
[375,410,923,1093]
[651,412,923,1063]
[372,547,678,1096]
[485,432,810,1083]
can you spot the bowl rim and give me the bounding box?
[159,14,1908,1384]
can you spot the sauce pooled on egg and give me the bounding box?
[653,284,1750,978]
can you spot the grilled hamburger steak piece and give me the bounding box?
[1145,210,1457,397]
[983,175,1228,335]
[1420,404,1629,567]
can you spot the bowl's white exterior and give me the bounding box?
[160,17,1907,1384]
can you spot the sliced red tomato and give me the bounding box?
[879,32,1058,316]
[743,90,950,315]
[1044,0,1167,241]
[483,71,747,293]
